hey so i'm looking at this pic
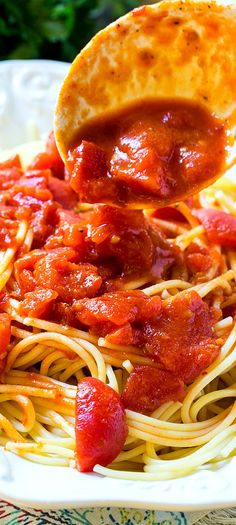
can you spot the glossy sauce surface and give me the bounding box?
[67,99,227,208]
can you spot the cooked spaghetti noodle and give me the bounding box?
[1,134,236,481]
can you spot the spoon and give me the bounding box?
[54,0,236,208]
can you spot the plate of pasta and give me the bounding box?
[2,0,236,511]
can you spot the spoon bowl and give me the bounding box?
[54,0,236,206]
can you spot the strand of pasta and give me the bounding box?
[190,386,236,420]
[143,279,191,296]
[150,217,188,235]
[0,264,13,291]
[2,178,236,480]
[94,423,236,481]
[0,396,35,432]
[181,324,236,423]
[126,406,233,447]
[177,202,200,228]
[175,225,206,250]
[6,332,105,380]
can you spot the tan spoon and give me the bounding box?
[54,0,236,204]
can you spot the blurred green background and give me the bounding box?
[0,0,146,62]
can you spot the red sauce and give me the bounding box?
[67,99,226,208]
[0,131,226,438]
[121,366,185,414]
[76,290,220,385]
[0,313,11,376]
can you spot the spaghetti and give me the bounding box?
[0,134,236,480]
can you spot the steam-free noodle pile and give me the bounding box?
[1,138,236,480]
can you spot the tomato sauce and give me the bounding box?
[0,131,226,424]
[67,99,226,208]
[75,290,220,385]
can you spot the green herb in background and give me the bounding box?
[0,0,144,62]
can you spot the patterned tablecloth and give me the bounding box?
[0,501,235,525]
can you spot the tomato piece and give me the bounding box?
[145,291,220,384]
[187,252,211,273]
[34,248,102,302]
[47,205,178,281]
[15,247,102,304]
[17,269,36,296]
[14,250,45,280]
[67,101,226,208]
[68,141,117,203]
[10,169,51,201]
[15,200,57,249]
[106,322,141,346]
[0,217,17,249]
[28,132,64,179]
[0,313,11,375]
[185,243,213,274]
[47,176,77,209]
[87,205,155,276]
[75,378,128,472]
[86,205,177,279]
[28,152,64,180]
[8,169,58,248]
[30,202,58,248]
[20,289,58,318]
[0,205,16,220]
[110,125,172,194]
[69,141,107,189]
[27,153,52,171]
[9,170,49,206]
[122,366,185,413]
[152,206,186,222]
[0,167,22,190]
[45,209,88,251]
[195,208,236,247]
[0,154,21,170]
[14,250,53,295]
[75,290,162,331]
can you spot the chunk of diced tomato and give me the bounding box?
[19,289,58,318]
[0,167,22,191]
[14,250,46,282]
[28,132,64,179]
[33,248,102,302]
[122,366,185,413]
[145,291,220,383]
[0,217,17,249]
[75,377,128,472]
[185,243,214,274]
[152,206,186,222]
[68,141,117,203]
[47,176,77,209]
[0,154,21,170]
[27,153,52,172]
[110,126,172,194]
[75,290,162,329]
[86,205,164,277]
[45,209,87,251]
[195,208,236,247]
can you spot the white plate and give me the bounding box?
[0,59,236,511]
[0,60,69,150]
